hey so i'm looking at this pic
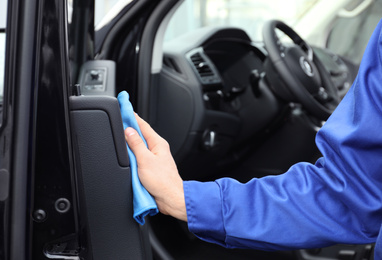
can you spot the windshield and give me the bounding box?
[164,0,372,63]
[165,0,322,42]
[92,0,372,64]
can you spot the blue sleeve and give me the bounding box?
[184,19,382,251]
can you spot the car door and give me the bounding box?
[0,0,43,258]
[1,0,152,259]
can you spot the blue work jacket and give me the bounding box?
[184,20,382,259]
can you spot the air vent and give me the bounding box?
[187,49,221,86]
[190,53,214,78]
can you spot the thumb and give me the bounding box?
[124,127,149,158]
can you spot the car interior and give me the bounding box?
[1,0,379,259]
[69,0,376,259]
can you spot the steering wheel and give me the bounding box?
[263,20,340,120]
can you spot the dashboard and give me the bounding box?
[152,27,357,181]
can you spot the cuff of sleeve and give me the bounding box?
[183,180,227,247]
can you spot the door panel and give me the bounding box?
[70,96,152,260]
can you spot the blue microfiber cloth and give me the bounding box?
[117,91,158,225]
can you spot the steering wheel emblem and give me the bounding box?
[299,56,314,77]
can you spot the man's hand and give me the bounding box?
[124,114,187,222]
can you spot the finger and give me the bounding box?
[124,127,150,158]
[134,114,165,151]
